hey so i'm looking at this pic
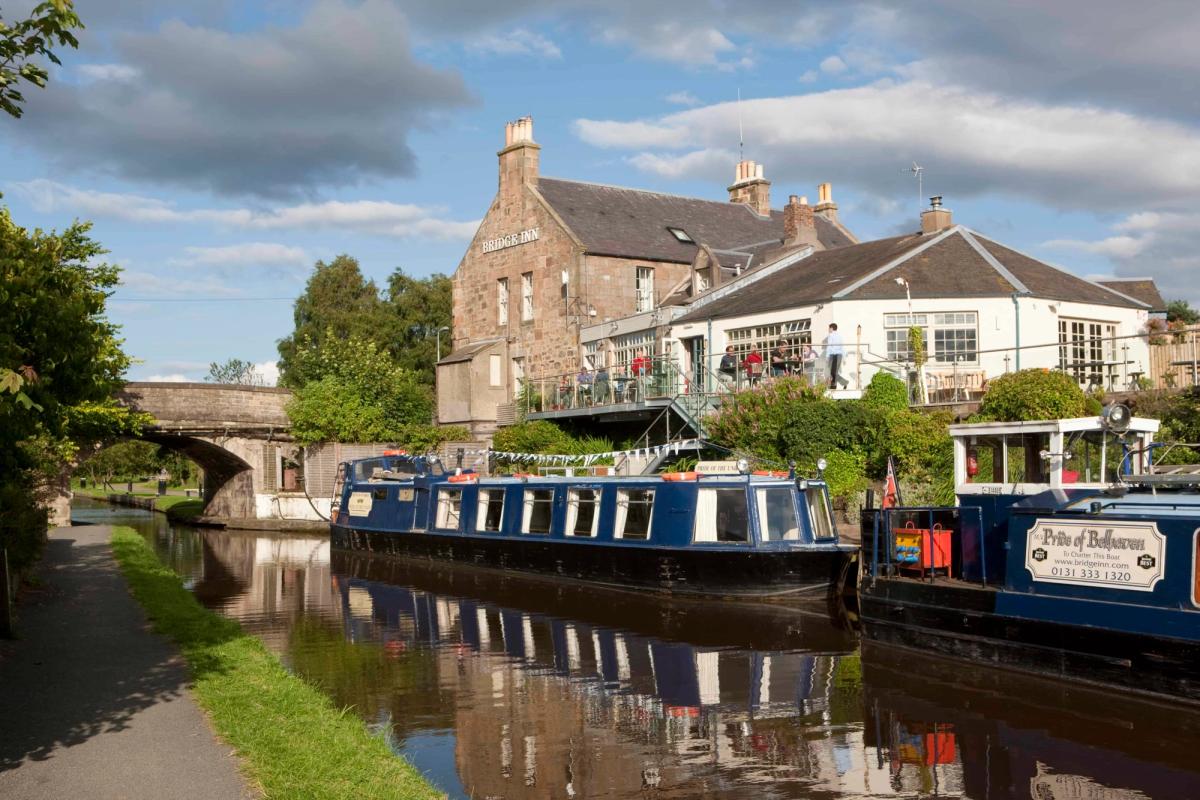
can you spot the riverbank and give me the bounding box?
[74,485,205,522]
[0,524,254,799]
[110,527,444,800]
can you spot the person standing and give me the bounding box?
[825,323,849,389]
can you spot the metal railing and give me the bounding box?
[519,356,684,416]
[865,506,986,586]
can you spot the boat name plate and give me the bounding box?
[1025,518,1165,592]
[347,491,374,517]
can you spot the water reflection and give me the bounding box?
[72,498,1200,799]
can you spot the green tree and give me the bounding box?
[1,209,138,570]
[0,1,83,119]
[286,333,434,445]
[861,371,908,413]
[277,256,389,387]
[1166,299,1200,325]
[77,440,160,488]
[206,358,265,385]
[384,268,452,386]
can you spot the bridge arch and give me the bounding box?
[115,382,295,521]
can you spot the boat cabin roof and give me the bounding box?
[948,416,1160,437]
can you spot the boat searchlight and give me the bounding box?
[1102,403,1132,434]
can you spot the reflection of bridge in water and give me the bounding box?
[191,530,1200,800]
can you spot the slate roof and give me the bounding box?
[439,337,501,365]
[1097,278,1167,311]
[674,227,1148,324]
[534,177,855,264]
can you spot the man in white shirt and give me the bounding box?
[824,323,849,389]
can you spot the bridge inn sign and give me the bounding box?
[481,227,539,254]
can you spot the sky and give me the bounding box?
[3,0,1198,384]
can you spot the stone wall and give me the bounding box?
[118,382,292,430]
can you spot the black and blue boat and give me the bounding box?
[860,406,1200,703]
[330,456,856,598]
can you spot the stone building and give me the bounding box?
[439,116,856,439]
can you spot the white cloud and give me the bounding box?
[665,91,701,107]
[798,69,819,84]
[467,28,562,58]
[169,243,309,269]
[819,55,847,74]
[141,374,192,383]
[254,360,280,386]
[8,180,480,241]
[600,22,741,68]
[573,81,1200,211]
[629,148,736,180]
[1043,236,1146,259]
[118,270,244,298]
[76,63,141,82]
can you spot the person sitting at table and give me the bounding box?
[576,367,594,405]
[800,343,818,384]
[770,341,790,377]
[742,349,764,385]
[717,346,737,387]
[557,375,572,408]
[630,350,651,400]
[594,366,610,403]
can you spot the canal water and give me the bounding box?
[74,498,1200,799]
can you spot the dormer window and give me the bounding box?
[667,227,693,243]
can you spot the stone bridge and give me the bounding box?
[117,382,297,521]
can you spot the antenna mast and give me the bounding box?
[737,88,744,161]
[909,162,924,210]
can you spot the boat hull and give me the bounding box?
[331,524,852,599]
[859,577,1200,704]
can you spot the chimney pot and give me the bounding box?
[921,196,953,234]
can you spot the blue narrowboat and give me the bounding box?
[330,456,856,598]
[860,406,1200,703]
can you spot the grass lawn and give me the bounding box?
[154,495,205,521]
[110,528,444,800]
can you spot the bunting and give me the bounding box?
[474,438,704,466]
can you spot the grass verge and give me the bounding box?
[110,527,444,800]
[154,495,204,521]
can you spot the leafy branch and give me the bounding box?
[0,0,83,119]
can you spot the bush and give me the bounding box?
[492,420,574,454]
[821,449,869,501]
[977,369,1087,421]
[862,371,908,413]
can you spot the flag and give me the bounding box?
[882,456,901,509]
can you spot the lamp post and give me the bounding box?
[894,276,925,403]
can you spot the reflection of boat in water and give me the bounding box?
[335,548,856,653]
[331,550,867,799]
[860,410,1200,703]
[330,454,855,598]
[862,641,1200,799]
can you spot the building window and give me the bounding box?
[511,357,525,400]
[489,353,502,387]
[694,488,749,543]
[522,488,554,534]
[521,272,534,321]
[726,320,811,363]
[435,489,463,530]
[635,266,655,313]
[582,341,607,370]
[884,312,977,365]
[756,488,800,541]
[613,330,656,368]
[477,489,505,532]
[1059,318,1116,383]
[615,488,654,540]
[497,278,509,325]
[565,488,600,538]
[667,227,693,243]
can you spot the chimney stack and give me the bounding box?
[813,182,838,224]
[784,194,822,250]
[498,115,540,199]
[920,195,953,235]
[728,159,772,217]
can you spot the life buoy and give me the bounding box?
[448,473,477,483]
[661,472,698,481]
[752,470,789,478]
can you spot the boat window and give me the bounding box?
[1063,430,1123,484]
[805,485,836,540]
[1004,433,1050,484]
[757,488,800,541]
[615,489,654,540]
[694,488,749,543]
[354,458,386,481]
[1194,530,1199,609]
[435,489,463,530]
[383,459,418,477]
[522,488,555,535]
[476,489,505,532]
[964,435,1004,483]
[566,488,600,538]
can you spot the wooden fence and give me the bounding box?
[1149,327,1200,389]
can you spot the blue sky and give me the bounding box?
[4,0,1198,382]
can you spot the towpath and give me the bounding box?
[0,524,255,799]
